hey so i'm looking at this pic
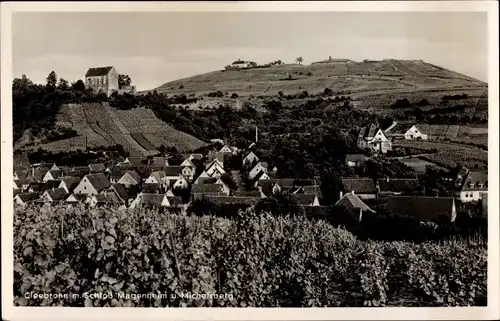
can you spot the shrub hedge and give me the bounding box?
[14,204,487,307]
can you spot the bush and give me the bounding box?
[14,204,487,307]
[231,93,239,99]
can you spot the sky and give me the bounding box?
[12,11,488,91]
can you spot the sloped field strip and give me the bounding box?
[130,108,208,152]
[113,109,157,151]
[81,103,115,146]
[101,104,149,156]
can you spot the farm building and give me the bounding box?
[404,125,429,140]
[387,196,457,222]
[357,124,392,154]
[459,170,488,203]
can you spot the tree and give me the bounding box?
[58,78,69,90]
[46,71,57,89]
[71,79,86,91]
[118,74,131,88]
[295,57,303,65]
[12,74,33,91]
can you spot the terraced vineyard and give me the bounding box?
[23,103,208,155]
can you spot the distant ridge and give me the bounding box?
[149,59,486,98]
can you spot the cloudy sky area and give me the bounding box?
[13,11,488,91]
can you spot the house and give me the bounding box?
[129,193,180,209]
[180,158,196,169]
[145,171,167,184]
[256,178,295,196]
[26,182,45,193]
[357,124,392,154]
[142,183,163,194]
[41,188,68,202]
[191,184,228,196]
[58,176,82,194]
[164,166,184,186]
[66,166,91,178]
[13,153,31,170]
[376,178,420,199]
[219,145,238,155]
[117,170,142,188]
[345,154,366,167]
[214,178,231,195]
[66,193,90,203]
[459,170,488,203]
[387,196,457,222]
[404,125,428,140]
[122,157,149,167]
[340,178,377,200]
[181,166,196,182]
[227,59,254,70]
[107,183,130,205]
[292,185,322,199]
[193,171,215,184]
[13,171,31,191]
[89,193,124,208]
[292,194,320,206]
[242,152,260,168]
[42,169,64,182]
[172,176,189,190]
[14,193,39,206]
[253,171,270,183]
[151,156,170,167]
[181,153,203,162]
[233,190,266,198]
[201,195,260,205]
[205,161,226,178]
[383,121,406,140]
[85,66,119,97]
[41,180,62,192]
[334,192,376,222]
[248,162,268,180]
[73,173,111,195]
[89,163,106,173]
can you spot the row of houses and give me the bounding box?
[12,144,323,208]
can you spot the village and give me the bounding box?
[12,119,488,222]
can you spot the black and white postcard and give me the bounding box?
[1,1,499,320]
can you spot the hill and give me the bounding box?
[149,59,487,118]
[15,102,208,156]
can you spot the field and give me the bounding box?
[17,103,208,155]
[14,204,487,307]
[401,158,446,173]
[415,124,488,146]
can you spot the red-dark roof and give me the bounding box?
[387,196,456,221]
[85,66,114,77]
[341,178,376,194]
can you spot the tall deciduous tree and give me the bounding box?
[295,57,303,65]
[46,71,57,89]
[58,78,69,90]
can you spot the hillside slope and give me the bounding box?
[16,103,208,156]
[152,59,486,97]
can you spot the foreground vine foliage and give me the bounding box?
[14,204,487,307]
